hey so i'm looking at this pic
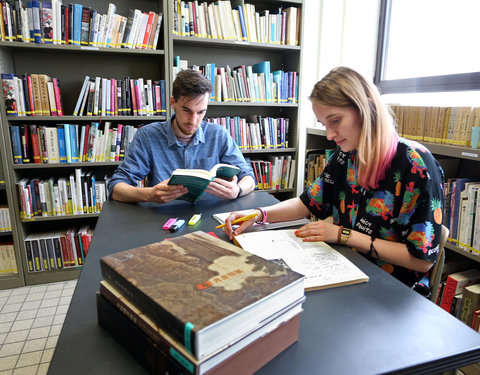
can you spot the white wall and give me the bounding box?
[296,0,381,195]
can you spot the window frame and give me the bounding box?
[374,0,480,94]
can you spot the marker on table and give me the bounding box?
[169,219,185,232]
[215,212,257,229]
[188,214,202,226]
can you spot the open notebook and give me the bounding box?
[233,229,369,291]
[213,210,310,232]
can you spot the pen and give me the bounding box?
[170,219,185,232]
[163,217,177,230]
[216,212,257,229]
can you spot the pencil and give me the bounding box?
[215,212,258,229]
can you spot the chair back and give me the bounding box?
[429,225,449,302]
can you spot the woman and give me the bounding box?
[223,66,444,292]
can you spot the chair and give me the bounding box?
[429,225,449,303]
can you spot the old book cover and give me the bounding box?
[98,281,301,375]
[100,231,304,360]
[461,283,480,326]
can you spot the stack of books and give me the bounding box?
[97,231,305,374]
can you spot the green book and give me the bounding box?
[168,163,241,203]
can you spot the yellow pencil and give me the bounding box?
[215,212,257,229]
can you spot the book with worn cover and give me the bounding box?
[97,280,302,375]
[234,228,370,291]
[100,231,304,360]
[167,163,241,203]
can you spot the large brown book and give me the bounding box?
[100,231,304,360]
[98,280,302,374]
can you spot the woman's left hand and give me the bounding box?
[295,220,340,243]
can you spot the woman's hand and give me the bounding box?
[295,220,340,243]
[222,210,259,240]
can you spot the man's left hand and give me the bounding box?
[205,175,240,199]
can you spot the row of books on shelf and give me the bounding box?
[74,76,166,117]
[17,170,110,219]
[97,231,304,373]
[2,73,64,116]
[0,0,163,50]
[0,206,12,232]
[435,267,480,331]
[207,115,289,150]
[174,59,298,103]
[10,122,138,164]
[304,149,335,187]
[249,156,295,191]
[390,105,480,147]
[24,226,93,272]
[0,243,17,275]
[172,0,300,46]
[444,178,480,255]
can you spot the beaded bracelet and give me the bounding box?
[255,207,268,224]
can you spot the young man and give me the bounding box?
[108,69,256,204]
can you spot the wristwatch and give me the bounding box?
[339,227,352,245]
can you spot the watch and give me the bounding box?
[339,227,352,245]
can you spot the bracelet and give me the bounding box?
[236,185,243,199]
[255,207,267,224]
[337,226,344,244]
[367,236,379,258]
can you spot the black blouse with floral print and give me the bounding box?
[299,138,445,288]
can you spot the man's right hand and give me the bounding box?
[148,180,188,203]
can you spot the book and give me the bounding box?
[212,210,310,232]
[233,228,370,291]
[97,280,302,375]
[99,231,305,360]
[167,163,241,203]
[440,269,480,313]
[460,283,480,326]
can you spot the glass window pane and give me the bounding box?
[385,0,480,80]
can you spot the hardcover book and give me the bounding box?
[97,280,302,375]
[99,231,305,360]
[167,163,241,203]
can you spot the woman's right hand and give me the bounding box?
[222,210,260,240]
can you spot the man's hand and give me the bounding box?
[148,180,188,203]
[205,175,240,199]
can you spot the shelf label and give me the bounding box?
[81,46,99,50]
[461,151,479,158]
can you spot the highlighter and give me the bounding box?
[188,214,202,226]
[163,218,177,230]
[170,219,185,232]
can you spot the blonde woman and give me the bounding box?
[223,67,444,294]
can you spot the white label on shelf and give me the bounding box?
[461,152,479,158]
[81,46,100,50]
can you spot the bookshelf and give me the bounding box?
[0,0,169,289]
[167,0,304,198]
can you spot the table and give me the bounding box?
[48,192,480,375]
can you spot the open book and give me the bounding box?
[213,210,310,232]
[168,164,241,203]
[234,229,369,291]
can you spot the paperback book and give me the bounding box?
[167,163,240,203]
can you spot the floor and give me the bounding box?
[0,280,76,375]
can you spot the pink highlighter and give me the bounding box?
[162,218,177,230]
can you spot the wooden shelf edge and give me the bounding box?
[13,162,120,169]
[0,41,165,56]
[445,243,480,262]
[6,115,167,122]
[23,267,81,286]
[21,213,100,223]
[172,35,301,51]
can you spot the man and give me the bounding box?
[108,69,256,203]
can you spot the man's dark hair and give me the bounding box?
[171,69,213,100]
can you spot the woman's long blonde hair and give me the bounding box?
[309,67,398,189]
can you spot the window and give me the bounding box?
[374,0,480,94]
